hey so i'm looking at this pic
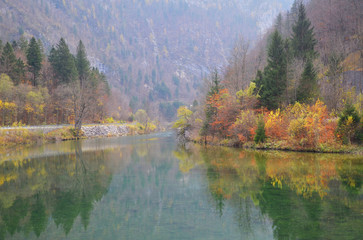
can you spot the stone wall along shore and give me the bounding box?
[81,125,129,138]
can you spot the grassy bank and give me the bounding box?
[0,127,79,148]
[0,123,157,149]
[190,136,363,154]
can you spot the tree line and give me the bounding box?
[175,1,362,149]
[0,37,109,132]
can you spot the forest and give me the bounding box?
[175,0,362,152]
[0,0,296,121]
[0,37,111,131]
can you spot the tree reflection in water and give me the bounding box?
[0,141,112,239]
[174,145,363,240]
[0,135,362,240]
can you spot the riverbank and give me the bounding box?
[187,133,363,155]
[0,123,150,149]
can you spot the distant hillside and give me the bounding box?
[0,0,293,120]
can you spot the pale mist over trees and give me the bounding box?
[0,0,294,122]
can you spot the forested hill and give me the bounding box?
[0,0,293,120]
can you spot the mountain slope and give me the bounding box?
[0,0,293,120]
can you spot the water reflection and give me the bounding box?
[176,145,363,240]
[0,134,362,239]
[0,142,112,239]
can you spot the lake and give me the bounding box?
[0,132,362,240]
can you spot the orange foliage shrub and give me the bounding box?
[286,100,337,148]
[264,109,288,140]
[208,89,240,138]
[230,109,257,143]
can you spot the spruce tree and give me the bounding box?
[260,30,287,110]
[0,42,24,84]
[76,40,90,87]
[0,42,17,75]
[297,58,318,103]
[49,38,78,85]
[291,3,317,61]
[275,13,283,34]
[201,69,222,140]
[27,37,43,86]
[19,36,28,52]
[253,70,263,95]
[0,40,3,53]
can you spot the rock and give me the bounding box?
[81,124,129,138]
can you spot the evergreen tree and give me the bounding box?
[200,69,222,141]
[0,40,3,53]
[13,59,25,85]
[11,40,18,50]
[291,3,317,61]
[49,38,78,85]
[0,42,24,84]
[260,30,287,110]
[208,69,222,96]
[297,58,318,103]
[275,13,283,34]
[252,70,263,96]
[19,36,28,52]
[337,103,361,144]
[0,42,17,75]
[254,117,266,144]
[290,0,300,23]
[76,40,90,87]
[27,37,43,86]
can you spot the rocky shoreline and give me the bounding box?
[81,125,129,138]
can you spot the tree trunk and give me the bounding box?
[75,117,82,138]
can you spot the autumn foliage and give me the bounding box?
[200,86,343,150]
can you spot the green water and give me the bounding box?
[0,132,362,240]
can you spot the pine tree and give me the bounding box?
[275,13,283,34]
[0,42,17,75]
[13,59,25,85]
[253,70,263,95]
[290,0,300,23]
[0,40,3,53]
[27,37,43,86]
[76,40,90,87]
[208,69,222,96]
[200,69,222,141]
[291,3,317,61]
[260,30,287,110]
[0,42,24,84]
[49,38,78,85]
[297,58,318,103]
[19,36,28,52]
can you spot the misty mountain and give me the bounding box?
[0,0,293,119]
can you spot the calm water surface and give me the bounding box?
[0,132,362,240]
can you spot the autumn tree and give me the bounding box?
[0,74,15,125]
[26,37,42,86]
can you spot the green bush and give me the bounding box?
[337,103,361,144]
[254,117,266,144]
